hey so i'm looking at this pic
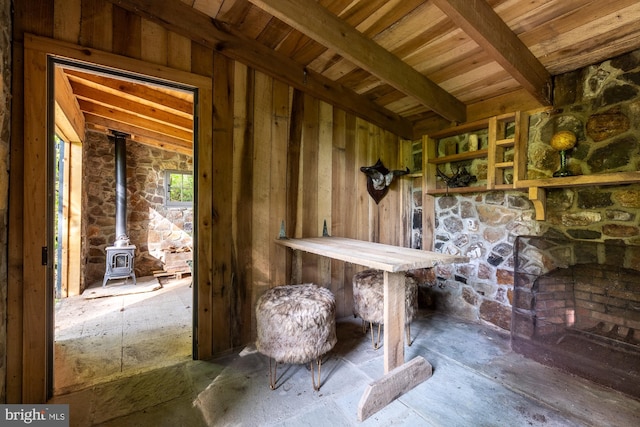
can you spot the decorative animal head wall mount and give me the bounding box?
[360,159,410,204]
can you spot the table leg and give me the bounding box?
[358,271,433,421]
[383,271,405,373]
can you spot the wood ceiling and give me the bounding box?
[58,0,640,151]
[55,65,195,156]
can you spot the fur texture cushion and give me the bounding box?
[255,283,337,364]
[352,269,418,324]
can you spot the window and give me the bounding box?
[165,170,194,206]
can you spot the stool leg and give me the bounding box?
[370,322,382,350]
[311,358,322,391]
[406,323,412,346]
[268,358,277,390]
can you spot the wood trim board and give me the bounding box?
[21,34,213,401]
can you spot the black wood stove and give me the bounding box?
[102,131,137,287]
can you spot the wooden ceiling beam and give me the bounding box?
[69,80,193,131]
[63,69,194,117]
[54,67,85,143]
[85,114,193,152]
[248,0,466,123]
[431,0,552,106]
[78,99,193,142]
[88,123,192,156]
[107,0,415,139]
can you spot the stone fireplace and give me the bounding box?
[512,235,640,398]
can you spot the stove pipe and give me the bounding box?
[112,130,130,246]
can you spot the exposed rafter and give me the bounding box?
[431,0,553,106]
[56,67,195,155]
[248,0,467,124]
[108,0,415,139]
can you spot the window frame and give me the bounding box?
[165,169,194,207]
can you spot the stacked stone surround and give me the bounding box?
[0,0,10,403]
[530,49,640,243]
[423,192,542,329]
[82,131,193,289]
[414,48,640,331]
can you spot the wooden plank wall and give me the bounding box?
[9,0,413,403]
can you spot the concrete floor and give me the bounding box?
[50,281,640,426]
[53,275,193,394]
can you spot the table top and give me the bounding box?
[275,236,469,272]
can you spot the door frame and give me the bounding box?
[22,34,213,402]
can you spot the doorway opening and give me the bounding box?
[50,59,197,395]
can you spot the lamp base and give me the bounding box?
[553,150,573,177]
[553,168,572,177]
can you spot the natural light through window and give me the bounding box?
[165,170,194,206]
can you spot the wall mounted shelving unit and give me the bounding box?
[421,111,640,220]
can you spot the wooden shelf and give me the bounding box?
[427,149,488,165]
[427,118,490,139]
[516,171,640,189]
[422,112,640,221]
[427,185,488,195]
[519,171,640,220]
[495,184,519,191]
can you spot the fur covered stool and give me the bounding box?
[352,269,418,349]
[255,283,337,391]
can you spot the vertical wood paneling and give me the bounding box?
[368,123,381,243]
[14,0,54,39]
[270,79,290,287]
[232,62,254,340]
[342,112,358,315]
[80,0,113,50]
[379,130,400,245]
[112,6,141,58]
[286,89,303,284]
[167,32,192,72]
[7,39,25,404]
[343,112,358,242]
[211,52,235,350]
[331,109,347,315]
[317,101,333,290]
[191,41,214,358]
[141,19,168,65]
[54,0,81,43]
[355,118,370,242]
[300,94,319,284]
[252,71,273,296]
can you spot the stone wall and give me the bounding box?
[0,0,10,404]
[415,48,640,331]
[529,49,640,243]
[83,131,193,288]
[422,192,542,329]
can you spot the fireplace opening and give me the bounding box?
[512,236,640,398]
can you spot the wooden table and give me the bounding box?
[275,236,469,420]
